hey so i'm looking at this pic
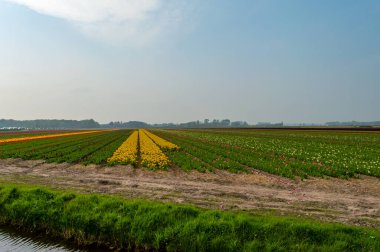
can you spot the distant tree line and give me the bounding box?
[152,119,249,128]
[104,119,250,129]
[2,118,378,130]
[256,122,284,127]
[0,119,100,129]
[0,118,251,129]
[104,121,150,129]
[326,121,380,127]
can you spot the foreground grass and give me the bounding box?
[0,184,379,251]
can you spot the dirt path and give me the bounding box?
[0,159,379,229]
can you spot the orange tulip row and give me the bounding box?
[0,130,103,144]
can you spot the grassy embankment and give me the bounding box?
[0,184,379,251]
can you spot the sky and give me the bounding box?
[0,0,379,124]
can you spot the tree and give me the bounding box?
[221,119,231,126]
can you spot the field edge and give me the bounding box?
[0,183,379,251]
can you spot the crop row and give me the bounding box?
[152,129,380,178]
[107,129,178,169]
[139,129,171,169]
[152,130,248,174]
[0,130,132,165]
[143,129,179,150]
[0,130,76,140]
[107,131,139,165]
[2,128,376,178]
[0,129,179,168]
[0,130,103,144]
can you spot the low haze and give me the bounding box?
[1,0,379,124]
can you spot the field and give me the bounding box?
[153,129,380,178]
[0,130,131,165]
[0,130,76,140]
[1,128,379,179]
[0,128,379,251]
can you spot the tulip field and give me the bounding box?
[107,130,139,165]
[0,130,129,165]
[107,129,178,169]
[0,128,379,178]
[150,129,380,178]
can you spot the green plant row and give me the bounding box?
[0,131,106,154]
[155,130,293,175]
[0,184,379,251]
[165,150,213,173]
[0,130,132,165]
[153,129,380,178]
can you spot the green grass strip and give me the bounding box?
[0,184,379,251]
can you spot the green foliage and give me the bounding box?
[0,130,131,165]
[0,131,64,140]
[153,129,380,178]
[0,185,379,251]
[1,129,379,178]
[166,150,212,172]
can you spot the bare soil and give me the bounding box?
[0,158,379,229]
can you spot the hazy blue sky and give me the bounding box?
[1,0,379,124]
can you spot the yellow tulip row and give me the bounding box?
[141,129,179,150]
[107,130,139,165]
[0,130,102,144]
[139,129,170,169]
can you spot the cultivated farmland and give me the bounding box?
[0,128,379,178]
[0,128,379,251]
[153,129,380,178]
[0,130,131,164]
